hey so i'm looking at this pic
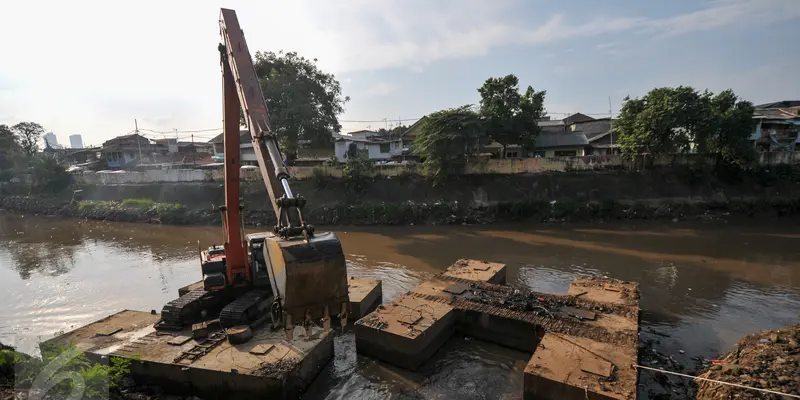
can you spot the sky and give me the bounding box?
[1,0,799,147]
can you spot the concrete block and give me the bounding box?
[43,310,333,399]
[443,259,506,284]
[40,309,159,360]
[568,276,639,307]
[347,278,382,321]
[354,295,455,370]
[524,334,637,400]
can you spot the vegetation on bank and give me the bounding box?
[1,343,133,399]
[1,122,72,194]
[3,190,800,228]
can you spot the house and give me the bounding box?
[209,130,256,164]
[333,130,402,162]
[538,118,566,133]
[62,147,101,165]
[101,133,156,168]
[533,132,590,157]
[751,101,800,152]
[567,118,619,155]
[400,117,427,154]
[562,112,595,126]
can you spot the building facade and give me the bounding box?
[69,134,83,149]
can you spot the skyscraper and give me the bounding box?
[43,132,58,148]
[69,134,84,149]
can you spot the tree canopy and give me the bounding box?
[12,122,45,156]
[253,51,349,161]
[413,105,484,182]
[616,86,756,165]
[478,74,546,156]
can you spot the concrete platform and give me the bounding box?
[41,310,333,399]
[355,295,455,370]
[568,276,639,307]
[41,310,159,358]
[442,259,506,284]
[524,333,637,400]
[347,278,383,321]
[355,260,640,400]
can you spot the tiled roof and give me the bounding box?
[536,132,589,148]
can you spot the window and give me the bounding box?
[506,151,519,158]
[554,150,577,157]
[379,143,391,153]
[533,151,546,158]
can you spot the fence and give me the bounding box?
[71,152,799,185]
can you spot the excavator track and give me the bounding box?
[219,289,273,328]
[158,288,224,330]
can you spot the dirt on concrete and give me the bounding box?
[256,357,300,379]
[696,324,800,399]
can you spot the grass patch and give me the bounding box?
[120,198,155,209]
[78,200,114,212]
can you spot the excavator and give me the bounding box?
[157,8,349,339]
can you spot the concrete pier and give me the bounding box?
[41,277,383,399]
[347,278,383,321]
[41,310,333,399]
[354,259,640,400]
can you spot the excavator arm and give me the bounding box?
[219,8,310,239]
[215,8,349,335]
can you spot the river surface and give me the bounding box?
[1,213,799,399]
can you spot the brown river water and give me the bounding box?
[1,213,799,399]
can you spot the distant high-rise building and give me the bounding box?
[69,134,84,149]
[43,132,58,148]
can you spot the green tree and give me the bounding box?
[0,124,17,150]
[478,74,546,157]
[616,86,756,165]
[12,121,45,156]
[253,51,349,161]
[29,155,72,193]
[413,105,484,182]
[1,124,25,182]
[701,90,756,166]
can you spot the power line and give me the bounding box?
[635,364,800,399]
[130,109,619,139]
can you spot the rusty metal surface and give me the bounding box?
[219,8,286,223]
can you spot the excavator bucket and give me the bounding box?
[262,231,349,327]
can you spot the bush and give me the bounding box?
[120,198,155,209]
[311,167,329,189]
[78,200,114,212]
[30,155,72,194]
[3,344,132,399]
[343,153,375,194]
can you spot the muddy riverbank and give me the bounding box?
[2,194,800,227]
[3,167,800,226]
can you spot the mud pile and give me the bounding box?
[696,325,799,399]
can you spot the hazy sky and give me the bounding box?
[1,0,798,147]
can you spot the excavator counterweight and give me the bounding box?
[157,8,349,338]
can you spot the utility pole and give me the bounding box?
[608,96,614,155]
[134,119,143,163]
[191,134,196,164]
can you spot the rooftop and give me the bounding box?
[536,131,589,148]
